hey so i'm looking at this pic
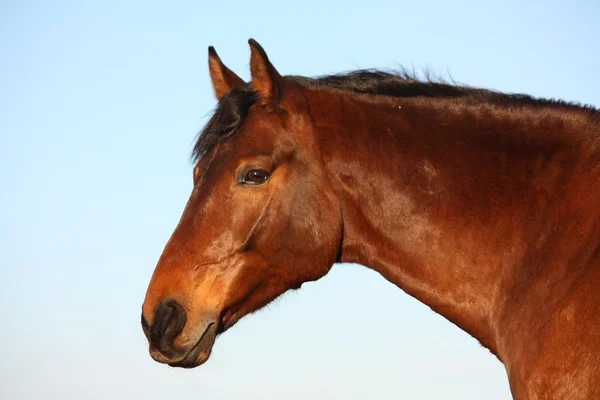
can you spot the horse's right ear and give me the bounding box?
[208,46,246,100]
[248,39,283,106]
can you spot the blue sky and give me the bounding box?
[1,1,598,398]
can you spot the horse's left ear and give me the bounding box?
[208,46,246,100]
[248,39,283,105]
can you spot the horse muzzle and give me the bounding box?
[142,300,219,368]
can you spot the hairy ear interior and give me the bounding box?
[248,39,283,105]
[208,46,246,100]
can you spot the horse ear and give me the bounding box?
[208,46,246,100]
[248,39,283,105]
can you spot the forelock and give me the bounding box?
[192,85,257,163]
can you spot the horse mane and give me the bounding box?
[192,69,598,162]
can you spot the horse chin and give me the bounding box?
[169,346,213,369]
[167,322,218,369]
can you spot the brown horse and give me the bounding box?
[142,40,600,399]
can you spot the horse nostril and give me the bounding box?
[150,300,187,350]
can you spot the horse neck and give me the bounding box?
[307,88,591,358]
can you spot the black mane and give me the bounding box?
[291,70,488,99]
[192,70,597,162]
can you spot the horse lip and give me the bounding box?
[169,322,216,368]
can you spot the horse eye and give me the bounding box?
[242,169,270,185]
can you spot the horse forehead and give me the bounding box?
[237,112,287,148]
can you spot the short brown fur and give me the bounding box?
[142,40,600,399]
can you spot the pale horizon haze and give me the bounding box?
[1,1,598,399]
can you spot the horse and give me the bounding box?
[141,39,600,399]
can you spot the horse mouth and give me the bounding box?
[168,322,217,368]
